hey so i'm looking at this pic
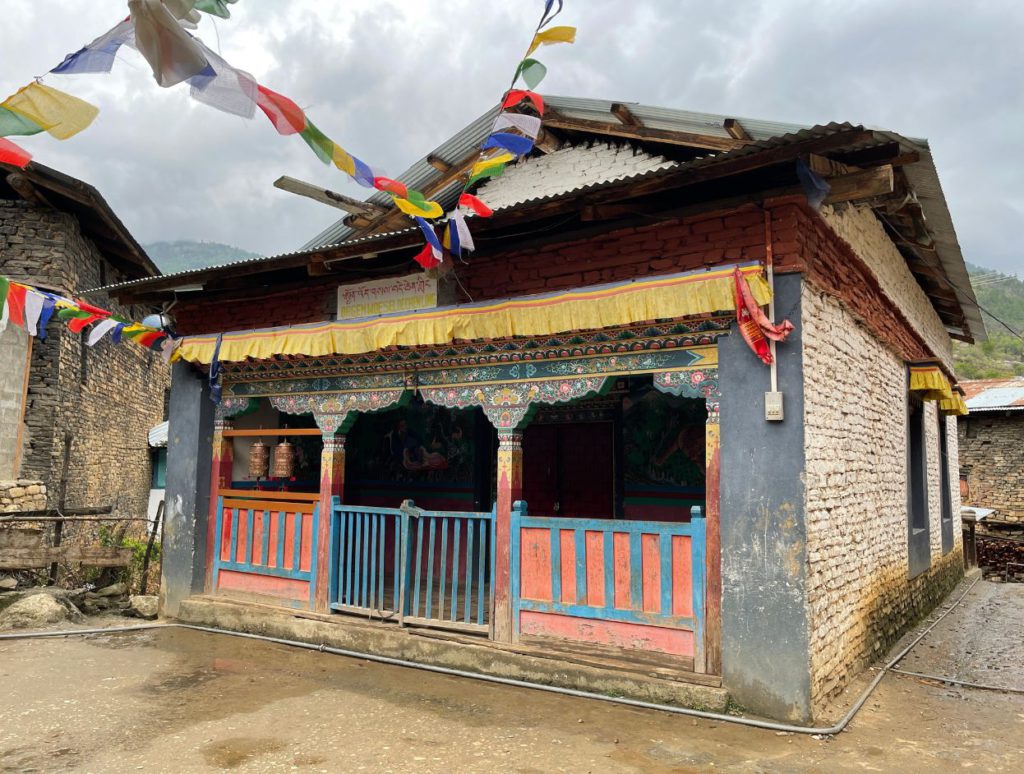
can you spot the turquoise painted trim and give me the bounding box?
[229,508,240,566]
[260,510,270,569]
[510,501,523,637]
[512,511,708,640]
[276,512,286,569]
[308,503,320,609]
[329,497,341,610]
[245,509,254,565]
[218,560,311,582]
[212,496,224,591]
[518,599,696,630]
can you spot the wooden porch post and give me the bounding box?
[314,431,346,613]
[493,429,524,642]
[705,398,722,675]
[205,417,233,591]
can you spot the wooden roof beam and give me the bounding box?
[611,103,642,127]
[723,118,751,141]
[426,154,452,173]
[542,111,745,152]
[273,176,388,218]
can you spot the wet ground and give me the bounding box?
[1,579,1022,772]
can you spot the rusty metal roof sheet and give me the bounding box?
[963,378,1024,411]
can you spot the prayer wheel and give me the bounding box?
[248,439,269,479]
[273,439,295,479]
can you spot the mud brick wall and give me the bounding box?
[958,414,1024,522]
[801,282,963,714]
[0,480,46,513]
[0,200,168,519]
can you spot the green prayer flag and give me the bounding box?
[299,119,335,165]
[406,189,428,207]
[0,107,43,138]
[0,276,9,312]
[467,164,506,189]
[517,59,547,90]
[57,307,91,321]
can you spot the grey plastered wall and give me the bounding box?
[0,324,31,479]
[719,273,811,722]
[160,361,214,617]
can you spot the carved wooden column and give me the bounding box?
[205,416,233,591]
[315,428,347,613]
[494,429,524,642]
[704,397,721,675]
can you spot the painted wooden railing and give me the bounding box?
[402,501,495,634]
[212,490,320,609]
[512,503,707,670]
[329,502,405,618]
[328,498,495,634]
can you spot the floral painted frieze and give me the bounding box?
[269,389,408,435]
[653,369,721,400]
[421,376,609,430]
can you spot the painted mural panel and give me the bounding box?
[346,401,478,509]
[622,386,706,519]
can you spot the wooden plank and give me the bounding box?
[807,153,857,177]
[723,118,751,141]
[543,112,744,152]
[0,546,132,570]
[222,498,316,514]
[534,129,562,155]
[222,428,323,438]
[426,154,451,172]
[218,488,320,502]
[273,176,388,217]
[611,103,642,127]
[823,165,894,202]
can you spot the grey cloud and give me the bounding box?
[1,0,1020,274]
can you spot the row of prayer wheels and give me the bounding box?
[248,439,295,479]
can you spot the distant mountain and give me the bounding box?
[144,240,260,275]
[954,263,1024,379]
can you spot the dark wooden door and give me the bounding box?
[523,422,614,517]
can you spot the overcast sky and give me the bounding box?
[2,1,1021,274]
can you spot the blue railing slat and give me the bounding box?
[354,513,364,608]
[369,512,379,611]
[345,513,354,605]
[603,530,615,609]
[574,528,587,605]
[276,511,286,570]
[438,518,449,621]
[629,531,643,611]
[425,518,436,619]
[477,518,486,626]
[413,519,424,617]
[261,510,270,567]
[550,527,562,604]
[392,516,400,613]
[229,508,240,565]
[464,519,474,624]
[659,532,673,617]
[451,518,461,621]
[244,509,254,565]
[292,509,302,574]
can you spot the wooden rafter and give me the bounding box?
[542,111,745,152]
[610,103,642,127]
[426,154,452,173]
[273,176,388,218]
[723,118,751,141]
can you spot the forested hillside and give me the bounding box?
[144,240,260,275]
[955,263,1024,379]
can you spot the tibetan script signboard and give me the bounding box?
[337,275,437,320]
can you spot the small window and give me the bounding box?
[907,396,930,577]
[151,448,167,489]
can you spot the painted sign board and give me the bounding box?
[337,275,437,320]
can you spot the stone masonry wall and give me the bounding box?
[0,200,168,520]
[0,480,46,513]
[820,204,953,368]
[802,283,963,714]
[958,414,1024,522]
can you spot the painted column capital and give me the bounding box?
[322,433,347,452]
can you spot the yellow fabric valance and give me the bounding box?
[908,365,954,402]
[939,393,969,416]
[175,264,770,365]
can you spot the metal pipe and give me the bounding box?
[888,668,1024,696]
[0,577,980,736]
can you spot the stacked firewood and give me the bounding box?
[978,533,1024,582]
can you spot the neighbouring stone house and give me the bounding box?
[959,377,1024,522]
[106,97,980,722]
[0,161,168,522]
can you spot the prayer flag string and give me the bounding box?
[0,275,177,360]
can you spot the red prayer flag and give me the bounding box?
[0,138,32,169]
[5,283,27,326]
[458,193,493,217]
[136,331,162,347]
[413,243,441,270]
[255,85,307,135]
[734,268,794,343]
[67,313,103,333]
[373,177,408,198]
[501,89,544,115]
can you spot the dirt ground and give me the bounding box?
[1,578,1022,773]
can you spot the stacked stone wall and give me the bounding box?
[958,414,1024,522]
[0,200,168,521]
[802,282,962,714]
[0,480,46,513]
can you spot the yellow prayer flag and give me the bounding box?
[1,82,99,140]
[332,144,356,176]
[526,26,577,56]
[470,152,515,177]
[393,196,443,219]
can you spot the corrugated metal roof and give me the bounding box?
[963,378,1024,411]
[148,421,168,448]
